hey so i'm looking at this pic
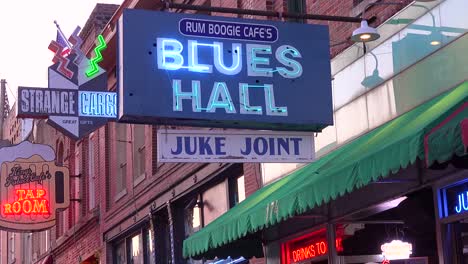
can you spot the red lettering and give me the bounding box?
[12,201,21,214]
[3,203,12,214]
[22,200,32,214]
[2,189,50,216]
[16,189,26,201]
[32,200,49,214]
[25,189,35,199]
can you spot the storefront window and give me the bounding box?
[130,233,144,264]
[114,240,126,264]
[146,229,155,264]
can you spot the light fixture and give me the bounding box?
[351,20,380,42]
[430,40,441,46]
[361,51,384,89]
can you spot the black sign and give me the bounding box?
[441,179,468,218]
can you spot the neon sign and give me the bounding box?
[291,239,328,262]
[0,141,70,232]
[455,191,468,213]
[3,189,50,216]
[282,228,343,264]
[119,10,333,132]
[381,240,412,260]
[440,180,468,218]
[86,34,107,77]
[17,27,115,140]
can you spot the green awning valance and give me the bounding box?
[183,82,468,259]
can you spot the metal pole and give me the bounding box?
[0,79,6,140]
[164,2,362,23]
[327,223,338,264]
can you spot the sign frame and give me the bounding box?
[118,9,333,132]
[0,141,70,232]
[157,129,315,163]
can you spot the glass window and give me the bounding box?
[203,181,229,225]
[114,240,126,264]
[130,233,144,264]
[229,175,246,208]
[133,125,146,181]
[89,137,96,210]
[146,229,155,264]
[116,123,127,195]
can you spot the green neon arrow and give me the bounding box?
[86,34,107,77]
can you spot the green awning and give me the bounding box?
[183,82,468,259]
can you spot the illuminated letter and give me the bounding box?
[23,200,32,214]
[16,189,26,201]
[80,92,90,115]
[12,201,21,214]
[188,40,212,73]
[60,92,69,114]
[172,79,201,112]
[36,189,46,199]
[25,189,35,200]
[456,194,462,213]
[206,82,236,113]
[69,92,76,114]
[51,91,61,114]
[264,84,287,116]
[21,90,30,112]
[157,38,184,70]
[213,42,242,75]
[276,45,303,78]
[3,203,12,215]
[43,91,51,113]
[246,44,273,77]
[239,83,262,115]
[32,200,49,214]
[106,93,117,117]
[35,90,43,113]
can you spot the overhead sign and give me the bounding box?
[157,129,315,163]
[0,141,70,232]
[16,30,116,140]
[440,179,468,218]
[118,10,333,132]
[381,240,412,260]
[282,228,343,264]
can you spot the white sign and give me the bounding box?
[157,130,315,163]
[381,240,413,260]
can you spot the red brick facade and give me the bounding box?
[21,1,413,263]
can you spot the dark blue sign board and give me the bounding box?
[441,179,468,218]
[118,9,333,131]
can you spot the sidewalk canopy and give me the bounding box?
[183,82,468,259]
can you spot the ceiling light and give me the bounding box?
[430,40,441,46]
[351,20,380,43]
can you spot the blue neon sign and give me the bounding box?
[441,180,468,218]
[455,191,468,214]
[118,10,332,131]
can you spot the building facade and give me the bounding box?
[1,0,465,263]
